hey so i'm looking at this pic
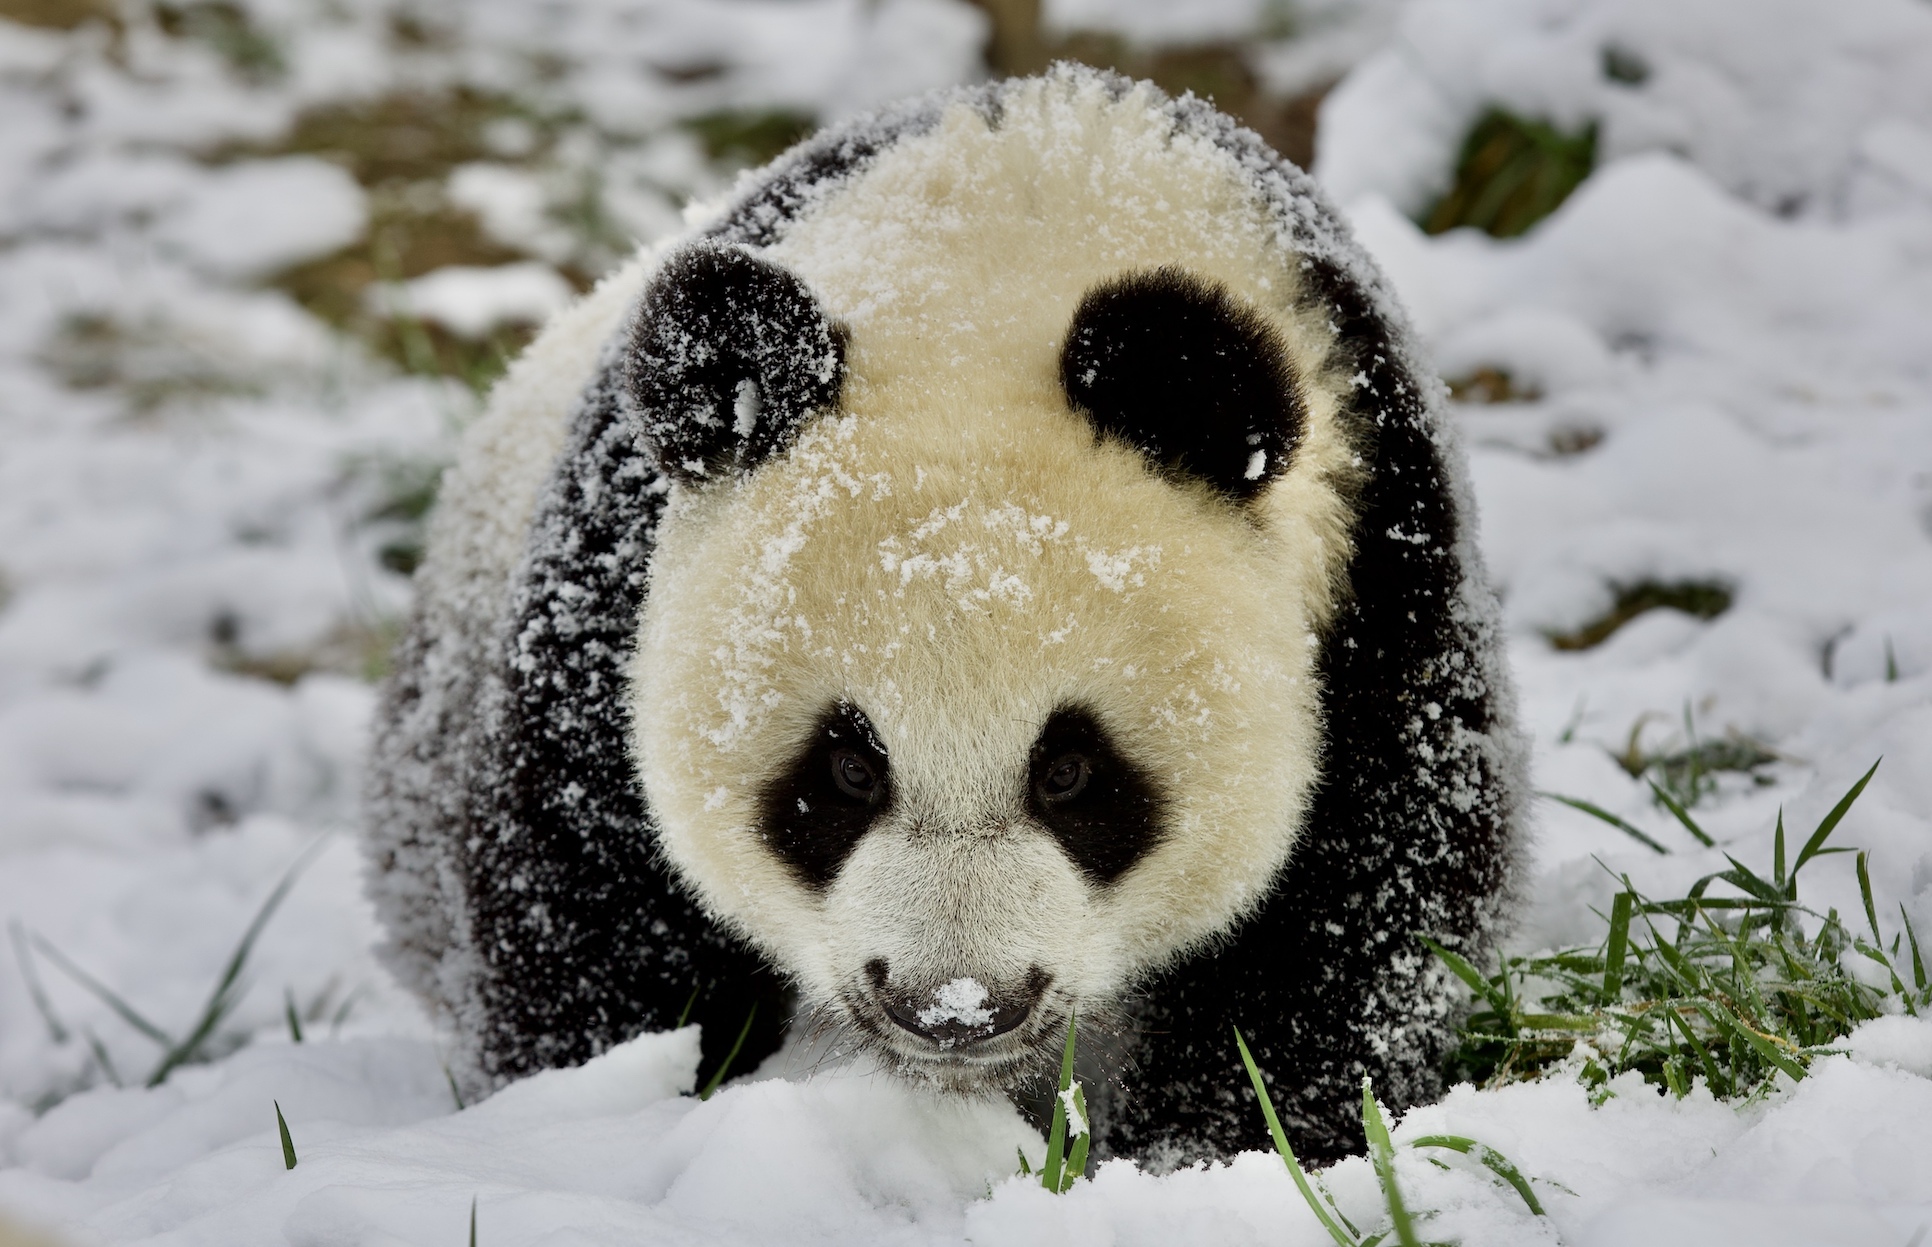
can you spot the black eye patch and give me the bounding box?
[758,700,892,889]
[1060,267,1304,503]
[1027,705,1166,886]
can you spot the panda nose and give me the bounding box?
[866,960,1051,1048]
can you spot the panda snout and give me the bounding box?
[864,959,1051,1050]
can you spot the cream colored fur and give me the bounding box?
[630,75,1364,1072]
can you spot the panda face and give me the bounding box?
[628,81,1364,1088]
[635,376,1356,1085]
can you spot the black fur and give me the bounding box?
[758,701,896,889]
[628,245,848,485]
[1102,250,1514,1165]
[1026,705,1167,886]
[1089,92,1519,1168]
[461,361,787,1090]
[1061,267,1303,503]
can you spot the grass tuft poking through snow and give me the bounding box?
[695,1003,758,1102]
[1236,1029,1545,1245]
[1435,761,1926,1100]
[1545,580,1734,653]
[9,839,323,1093]
[1032,1012,1090,1194]
[273,1099,297,1170]
[1422,108,1596,238]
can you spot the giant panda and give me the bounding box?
[365,65,1527,1168]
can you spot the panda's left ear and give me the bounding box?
[1061,268,1303,503]
[626,243,848,485]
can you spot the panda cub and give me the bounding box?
[366,66,1526,1167]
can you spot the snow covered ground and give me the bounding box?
[1,0,1930,1243]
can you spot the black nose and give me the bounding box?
[866,960,1051,1048]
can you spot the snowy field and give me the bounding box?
[2,0,1931,1243]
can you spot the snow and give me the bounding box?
[153,159,368,281]
[1317,0,1932,221]
[1059,1086,1090,1139]
[370,264,575,339]
[918,978,996,1029]
[1,0,1930,1243]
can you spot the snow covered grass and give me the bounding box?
[1436,762,1930,1103]
[10,839,325,1096]
[1016,1013,1090,1194]
[1237,1030,1548,1246]
[1423,108,1598,239]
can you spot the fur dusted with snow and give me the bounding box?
[364,66,1527,1166]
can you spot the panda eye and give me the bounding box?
[1039,753,1090,802]
[831,749,881,802]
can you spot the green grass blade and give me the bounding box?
[1360,1080,1421,1247]
[150,837,327,1086]
[1235,1029,1357,1247]
[1407,1135,1545,1216]
[1662,1056,1689,1099]
[1516,1013,1597,1030]
[275,1100,298,1170]
[30,932,175,1049]
[82,1027,122,1088]
[328,984,365,1036]
[1416,936,1511,1020]
[1651,932,1713,993]
[697,1002,758,1101]
[1667,1008,1727,1097]
[1698,1001,1807,1083]
[1040,1012,1077,1193]
[1648,781,1716,848]
[1644,896,1796,915]
[1901,905,1926,994]
[1015,1146,1032,1177]
[1064,1084,1091,1190]
[1718,856,1781,902]
[1540,793,1668,854]
[470,1196,477,1247]
[1774,808,1787,892]
[1851,941,1910,999]
[442,1063,466,1111]
[1602,892,1633,1003]
[676,984,700,1029]
[1792,760,1880,878]
[1858,852,1884,946]
[285,989,304,1044]
[9,920,70,1044]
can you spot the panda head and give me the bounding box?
[626,87,1362,1091]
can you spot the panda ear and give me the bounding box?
[1060,268,1303,503]
[627,243,848,485]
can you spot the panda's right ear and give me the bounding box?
[625,243,848,485]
